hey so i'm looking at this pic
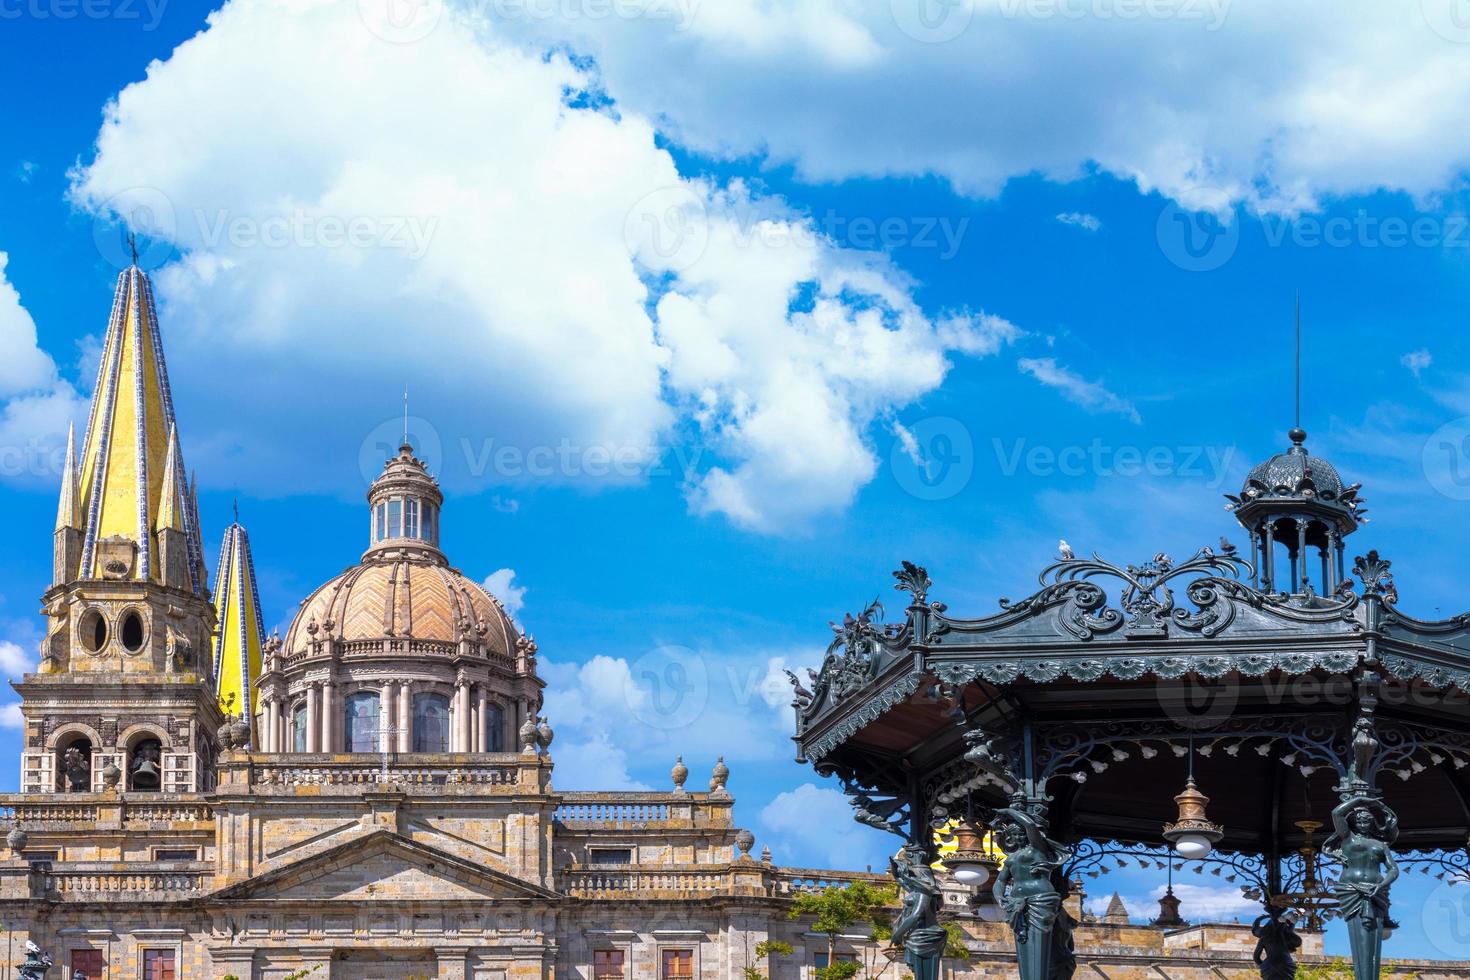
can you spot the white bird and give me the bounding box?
[1059,539,1075,560]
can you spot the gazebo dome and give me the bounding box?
[1240,427,1349,503]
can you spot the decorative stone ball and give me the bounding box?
[735,829,755,856]
[671,756,689,791]
[7,827,27,853]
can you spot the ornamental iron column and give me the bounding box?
[964,723,1074,980]
[1328,701,1400,980]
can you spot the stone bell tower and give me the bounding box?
[13,261,223,795]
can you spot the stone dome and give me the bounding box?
[281,442,526,667]
[283,555,520,662]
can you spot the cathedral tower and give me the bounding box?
[16,262,223,794]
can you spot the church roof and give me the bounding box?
[214,521,266,736]
[71,263,205,593]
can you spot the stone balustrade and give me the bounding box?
[32,863,211,901]
[0,797,213,829]
[563,866,733,897]
[214,752,549,796]
[560,862,891,900]
[553,791,732,830]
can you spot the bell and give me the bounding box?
[133,759,161,779]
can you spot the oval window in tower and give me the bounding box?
[79,608,108,653]
[120,610,146,652]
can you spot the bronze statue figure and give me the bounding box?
[992,806,1072,980]
[1325,794,1399,980]
[1250,909,1302,980]
[889,843,948,980]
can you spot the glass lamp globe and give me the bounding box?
[949,861,991,886]
[1173,833,1214,859]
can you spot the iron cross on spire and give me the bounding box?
[127,233,139,266]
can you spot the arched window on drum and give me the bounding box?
[484,703,505,753]
[343,692,380,753]
[412,693,451,753]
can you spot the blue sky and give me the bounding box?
[4,0,1470,960]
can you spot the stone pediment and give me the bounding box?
[213,830,559,904]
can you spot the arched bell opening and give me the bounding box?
[126,736,164,792]
[56,734,92,793]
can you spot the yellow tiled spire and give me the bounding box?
[75,264,205,594]
[213,521,265,740]
[55,422,79,532]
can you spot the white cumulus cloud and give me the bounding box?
[759,783,895,871]
[483,568,527,620]
[0,253,87,488]
[69,0,1015,533]
[494,0,1470,216]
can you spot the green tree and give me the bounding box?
[788,881,900,980]
[743,939,795,980]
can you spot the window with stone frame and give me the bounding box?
[154,848,198,861]
[143,949,175,980]
[594,949,625,980]
[662,949,694,980]
[292,701,308,752]
[70,949,104,980]
[588,847,634,865]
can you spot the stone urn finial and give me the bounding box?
[520,716,540,756]
[536,717,555,752]
[710,755,730,795]
[761,844,772,863]
[101,762,122,791]
[735,828,755,859]
[671,756,689,793]
[6,827,28,854]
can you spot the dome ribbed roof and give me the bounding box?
[284,554,519,661]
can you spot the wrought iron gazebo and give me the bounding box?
[791,429,1470,980]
